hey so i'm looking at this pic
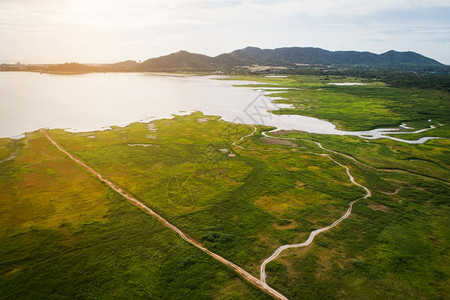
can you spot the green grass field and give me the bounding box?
[230,75,449,131]
[0,130,269,299]
[0,74,448,299]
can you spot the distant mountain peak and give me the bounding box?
[104,46,444,72]
[243,46,262,50]
[224,46,443,67]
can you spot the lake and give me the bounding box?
[0,72,435,143]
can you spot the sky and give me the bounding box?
[1,0,449,64]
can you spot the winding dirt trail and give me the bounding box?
[310,139,449,185]
[41,129,288,300]
[256,129,447,287]
[231,127,372,288]
[259,153,371,285]
[261,131,450,185]
[380,187,402,196]
[0,141,21,164]
[233,126,257,148]
[42,123,430,298]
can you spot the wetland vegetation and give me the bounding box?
[0,74,448,299]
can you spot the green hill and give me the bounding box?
[39,47,446,73]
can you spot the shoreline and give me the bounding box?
[1,111,442,146]
[0,73,443,144]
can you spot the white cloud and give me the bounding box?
[0,0,449,63]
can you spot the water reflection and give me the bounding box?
[0,72,438,144]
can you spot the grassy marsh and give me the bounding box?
[0,74,448,299]
[0,127,270,299]
[229,75,449,131]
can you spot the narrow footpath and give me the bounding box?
[258,129,372,288]
[230,126,372,289]
[41,129,288,300]
[257,128,449,290]
[259,153,371,286]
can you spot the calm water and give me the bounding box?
[0,72,436,143]
[0,72,264,137]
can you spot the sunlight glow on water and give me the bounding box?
[0,72,437,144]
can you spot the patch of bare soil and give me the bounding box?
[271,130,303,136]
[197,118,209,123]
[368,203,389,212]
[260,137,296,146]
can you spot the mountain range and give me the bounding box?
[105,46,444,72]
[31,46,445,74]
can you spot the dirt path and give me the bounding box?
[41,129,288,300]
[233,126,257,148]
[234,129,372,287]
[259,152,371,286]
[309,139,449,185]
[261,131,449,185]
[0,141,21,164]
[257,128,447,287]
[380,187,402,195]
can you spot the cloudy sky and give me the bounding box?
[1,0,449,64]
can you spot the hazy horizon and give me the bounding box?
[1,0,449,65]
[1,46,448,66]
